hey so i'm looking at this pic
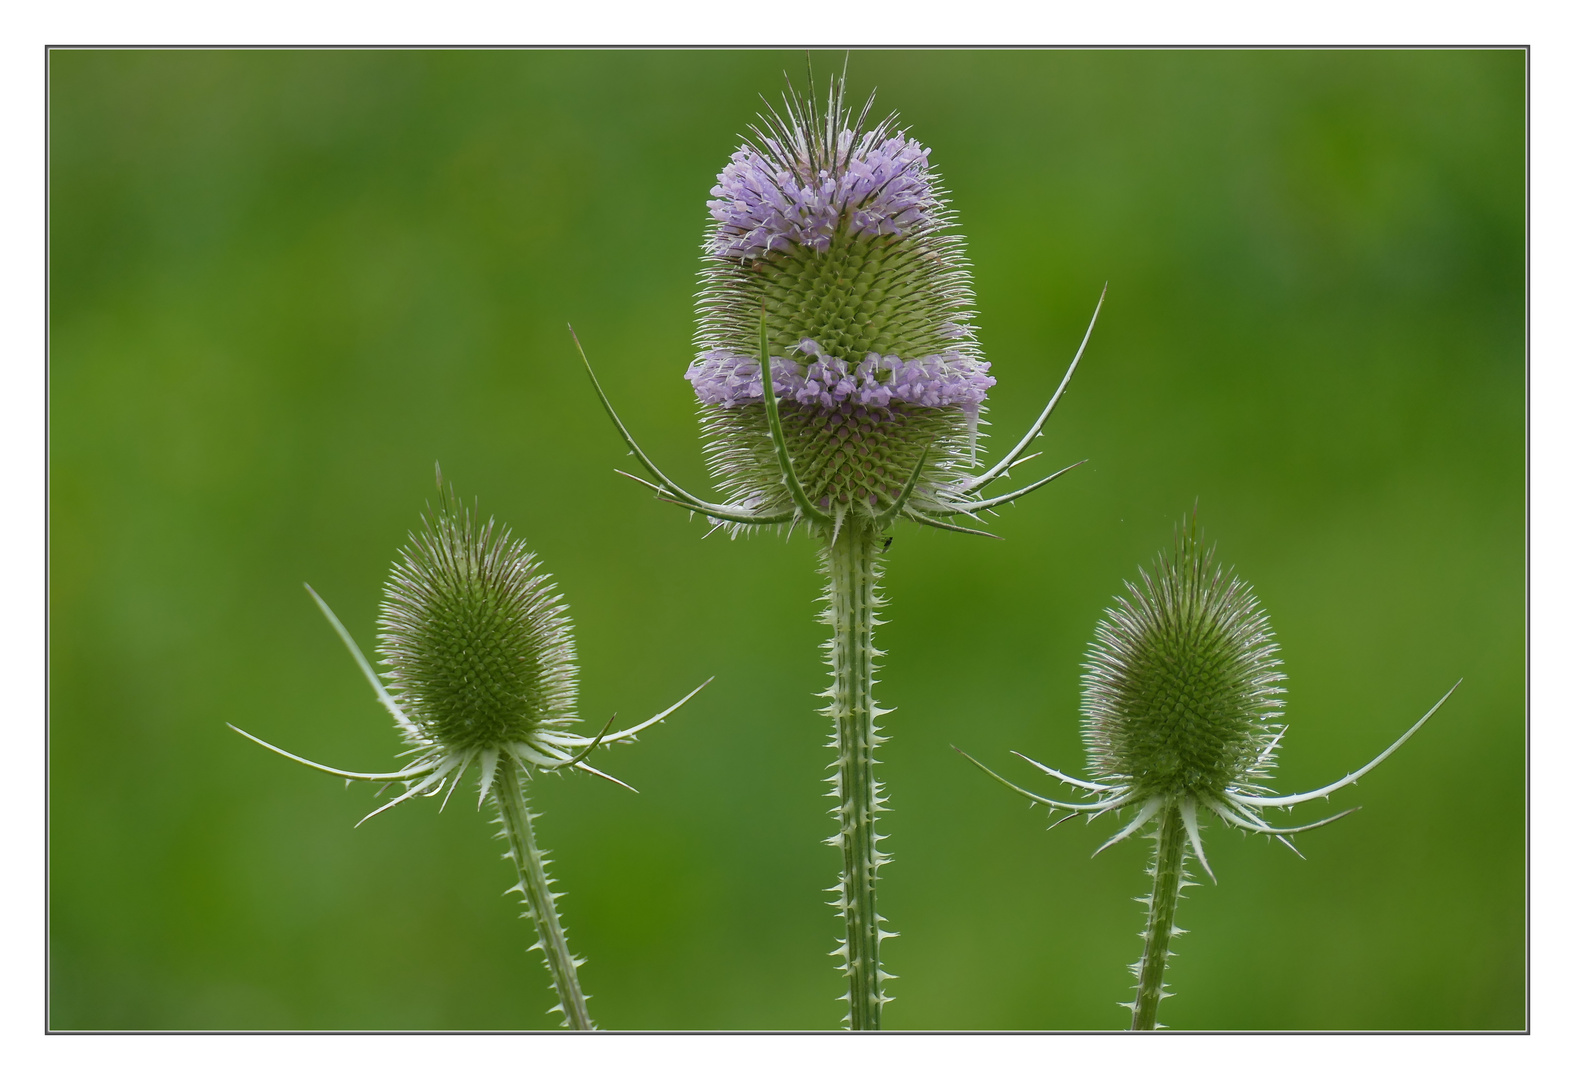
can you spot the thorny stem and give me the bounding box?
[493,756,594,1030]
[822,518,892,1030]
[1132,799,1188,1031]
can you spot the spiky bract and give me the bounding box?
[689,78,993,526]
[1082,526,1285,802]
[380,493,578,756]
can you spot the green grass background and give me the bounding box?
[49,49,1524,1030]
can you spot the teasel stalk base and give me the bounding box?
[821,517,895,1030]
[494,756,594,1030]
[1130,799,1189,1030]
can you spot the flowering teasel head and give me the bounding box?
[572,71,1104,1031]
[959,515,1458,1028]
[686,79,993,527]
[573,74,1105,541]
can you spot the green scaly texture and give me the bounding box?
[1081,531,1284,801]
[701,399,968,514]
[701,233,973,362]
[378,499,578,754]
[695,148,983,525]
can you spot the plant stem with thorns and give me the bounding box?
[1132,800,1188,1030]
[494,756,593,1030]
[822,517,894,1030]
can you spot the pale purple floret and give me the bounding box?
[707,129,935,259]
[685,338,995,413]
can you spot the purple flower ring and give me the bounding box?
[690,83,995,523]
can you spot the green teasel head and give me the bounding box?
[960,511,1456,882]
[1081,518,1286,803]
[961,513,1457,1030]
[230,475,713,1033]
[230,471,711,825]
[378,485,579,756]
[686,75,995,526]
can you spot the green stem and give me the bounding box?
[493,756,594,1030]
[822,518,891,1030]
[1131,799,1187,1031]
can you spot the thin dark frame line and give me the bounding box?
[43,42,1530,1039]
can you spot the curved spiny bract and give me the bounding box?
[960,514,1457,1029]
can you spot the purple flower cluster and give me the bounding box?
[686,338,995,412]
[707,130,934,259]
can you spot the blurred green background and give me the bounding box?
[49,49,1523,1030]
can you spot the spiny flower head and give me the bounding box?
[961,518,1455,1030]
[231,477,712,1032]
[687,77,994,524]
[231,474,710,825]
[960,513,1456,880]
[1081,522,1285,802]
[379,487,578,757]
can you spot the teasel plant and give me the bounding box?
[959,514,1459,1030]
[572,70,1102,1029]
[231,470,710,1030]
